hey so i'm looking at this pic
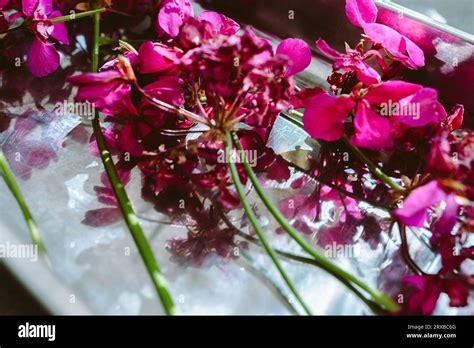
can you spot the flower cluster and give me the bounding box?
[1,0,472,315]
[293,0,473,314]
[66,0,311,263]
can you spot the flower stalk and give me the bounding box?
[0,150,47,257]
[230,130,400,312]
[50,8,106,23]
[226,132,312,315]
[89,0,175,315]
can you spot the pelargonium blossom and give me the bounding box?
[345,0,424,69]
[394,180,460,245]
[302,80,448,150]
[181,28,310,137]
[315,38,381,86]
[67,54,139,116]
[21,0,70,77]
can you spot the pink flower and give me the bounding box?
[315,38,380,86]
[345,0,424,69]
[67,56,138,116]
[155,0,194,38]
[176,12,240,50]
[402,273,471,315]
[302,80,447,150]
[394,180,459,238]
[22,0,69,77]
[181,28,297,137]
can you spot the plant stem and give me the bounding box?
[399,223,425,276]
[89,0,175,315]
[287,110,403,191]
[226,132,312,315]
[0,151,47,256]
[230,131,399,312]
[50,8,106,23]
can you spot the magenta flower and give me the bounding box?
[403,246,472,316]
[22,0,69,77]
[303,80,447,150]
[315,38,380,85]
[175,11,240,50]
[155,0,194,38]
[345,0,424,69]
[402,275,443,315]
[67,56,138,116]
[394,180,459,241]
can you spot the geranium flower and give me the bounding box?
[315,38,380,86]
[303,80,447,150]
[394,180,459,244]
[67,55,138,116]
[402,274,469,315]
[21,0,69,77]
[345,0,424,69]
[181,28,310,140]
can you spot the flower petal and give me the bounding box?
[142,76,184,106]
[276,38,312,77]
[345,0,378,28]
[363,23,425,69]
[138,41,180,74]
[394,181,446,227]
[22,0,38,17]
[303,92,355,142]
[351,99,392,150]
[404,36,425,68]
[364,80,423,106]
[315,38,343,59]
[118,123,144,157]
[27,37,60,77]
[49,10,69,45]
[395,88,446,127]
[156,0,194,38]
[355,62,380,86]
[431,193,459,245]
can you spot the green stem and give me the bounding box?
[288,110,403,191]
[226,132,312,315]
[230,131,399,312]
[0,151,47,256]
[50,8,106,23]
[89,1,175,315]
